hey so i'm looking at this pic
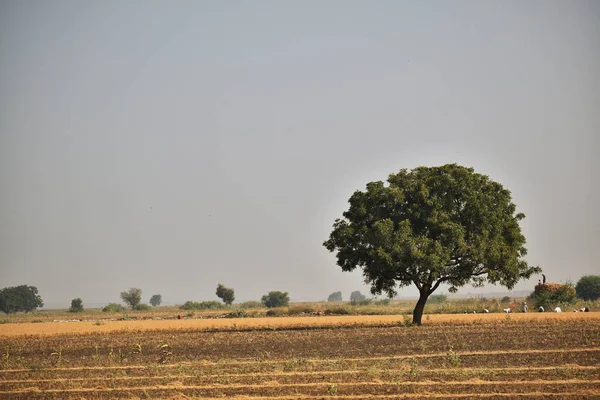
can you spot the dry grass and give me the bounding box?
[1,311,598,337]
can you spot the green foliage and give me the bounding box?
[531,282,577,308]
[327,291,342,302]
[120,288,142,309]
[225,309,247,318]
[261,291,290,308]
[350,291,367,303]
[180,301,223,310]
[288,305,315,315]
[216,283,235,305]
[149,294,162,307]
[239,301,263,309]
[266,308,286,316]
[374,298,391,305]
[69,298,84,313]
[323,164,539,324]
[324,307,351,315]
[133,303,151,311]
[501,296,511,303]
[575,275,600,301]
[429,294,448,304]
[102,303,125,313]
[0,285,44,313]
[531,282,577,309]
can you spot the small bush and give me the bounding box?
[261,291,290,308]
[288,305,315,315]
[133,304,151,311]
[531,282,577,309]
[266,308,286,317]
[225,309,247,318]
[239,301,263,309]
[350,298,373,306]
[501,296,511,303]
[429,294,448,304]
[69,298,84,313]
[324,307,351,315]
[180,301,223,310]
[374,299,391,306]
[102,303,125,313]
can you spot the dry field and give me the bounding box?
[1,313,599,399]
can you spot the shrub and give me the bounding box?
[120,288,142,309]
[351,298,372,306]
[69,298,84,313]
[531,282,577,309]
[225,309,247,318]
[266,308,286,317]
[429,294,448,304]
[239,301,263,309]
[180,301,223,310]
[374,298,391,306]
[288,305,315,315]
[575,275,600,301]
[324,307,351,315]
[327,291,342,302]
[133,304,151,311]
[261,291,290,308]
[102,303,125,313]
[501,296,511,303]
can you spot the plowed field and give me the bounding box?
[1,314,599,399]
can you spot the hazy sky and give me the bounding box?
[1,1,598,308]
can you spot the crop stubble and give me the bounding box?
[0,314,599,399]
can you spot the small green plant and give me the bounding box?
[180,301,223,310]
[446,346,461,367]
[402,315,413,327]
[225,309,247,318]
[102,303,125,313]
[324,307,351,315]
[157,343,172,363]
[133,303,151,311]
[429,294,448,304]
[327,383,338,395]
[2,346,9,369]
[50,346,63,366]
[94,321,104,326]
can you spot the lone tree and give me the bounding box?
[575,275,600,301]
[261,291,290,308]
[69,298,84,312]
[216,284,235,306]
[327,291,342,302]
[149,294,162,307]
[0,285,44,313]
[324,164,540,324]
[120,288,142,309]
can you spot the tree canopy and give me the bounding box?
[120,288,142,309]
[327,291,342,302]
[350,291,367,302]
[0,285,44,313]
[69,298,84,312]
[150,294,162,307]
[216,284,235,305]
[575,275,600,301]
[323,164,540,324]
[261,291,289,308]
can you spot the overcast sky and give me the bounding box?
[1,1,598,308]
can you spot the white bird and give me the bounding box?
[554,307,562,313]
[503,308,511,313]
[483,309,489,313]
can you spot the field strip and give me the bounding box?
[1,347,598,373]
[2,379,599,393]
[3,365,598,384]
[2,312,599,336]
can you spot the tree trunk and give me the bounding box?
[412,290,430,325]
